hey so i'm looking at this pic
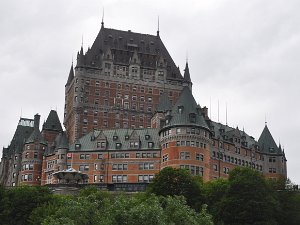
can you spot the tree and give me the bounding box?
[147,167,204,210]
[219,167,278,225]
[0,186,53,225]
[31,189,213,225]
[203,178,229,224]
[268,178,300,225]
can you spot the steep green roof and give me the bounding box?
[7,118,34,155]
[43,110,63,132]
[156,91,172,112]
[69,128,160,151]
[57,132,69,149]
[258,125,281,154]
[26,129,46,145]
[166,86,209,130]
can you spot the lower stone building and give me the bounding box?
[0,75,287,188]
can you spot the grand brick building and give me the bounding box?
[0,21,287,188]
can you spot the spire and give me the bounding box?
[80,35,84,55]
[157,16,160,37]
[66,63,74,87]
[101,7,104,28]
[183,62,191,82]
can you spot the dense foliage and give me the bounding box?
[0,167,299,225]
[147,167,204,210]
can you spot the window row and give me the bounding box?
[162,128,208,137]
[24,151,39,159]
[176,140,207,148]
[112,175,128,183]
[79,165,90,171]
[139,163,154,170]
[212,152,263,171]
[22,164,33,171]
[74,79,165,97]
[138,175,154,183]
[21,174,33,181]
[180,165,204,176]
[179,152,204,161]
[112,164,128,171]
[136,152,159,158]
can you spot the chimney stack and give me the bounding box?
[34,114,40,130]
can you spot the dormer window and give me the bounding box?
[269,147,275,152]
[125,135,129,140]
[97,142,106,148]
[75,144,81,150]
[113,136,118,141]
[116,143,122,149]
[145,135,150,140]
[148,142,154,148]
[178,106,184,114]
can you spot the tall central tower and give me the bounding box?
[64,22,189,143]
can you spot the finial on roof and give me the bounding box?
[183,61,191,82]
[186,50,188,64]
[80,35,84,55]
[101,7,104,28]
[226,102,228,126]
[265,114,267,126]
[157,16,160,36]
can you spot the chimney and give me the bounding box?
[201,107,208,119]
[34,114,40,130]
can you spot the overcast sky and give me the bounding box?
[0,0,299,183]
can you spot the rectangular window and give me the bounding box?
[139,163,154,170]
[112,175,127,183]
[180,152,190,160]
[213,164,218,171]
[196,153,204,161]
[162,154,169,162]
[138,175,154,183]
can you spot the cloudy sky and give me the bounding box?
[0,0,299,183]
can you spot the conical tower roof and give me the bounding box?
[156,91,172,112]
[258,125,281,154]
[166,86,209,130]
[43,110,63,132]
